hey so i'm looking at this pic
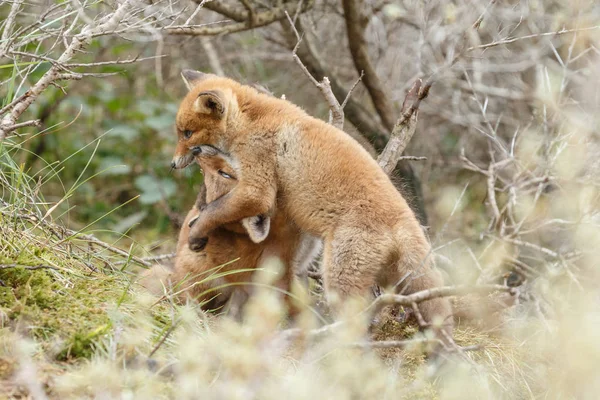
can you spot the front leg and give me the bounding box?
[188,182,276,250]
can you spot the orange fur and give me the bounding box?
[142,151,314,314]
[172,71,453,339]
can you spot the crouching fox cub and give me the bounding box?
[141,151,319,313]
[171,70,454,340]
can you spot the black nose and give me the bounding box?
[189,236,208,252]
[191,146,201,156]
[170,161,176,169]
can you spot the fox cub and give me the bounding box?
[142,151,317,312]
[171,71,453,338]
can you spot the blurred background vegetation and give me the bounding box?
[1,0,600,397]
[2,0,595,255]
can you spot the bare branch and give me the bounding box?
[280,19,388,148]
[0,0,134,140]
[0,0,24,57]
[202,1,247,21]
[340,71,364,109]
[468,25,600,52]
[0,263,59,271]
[285,12,344,129]
[370,284,516,315]
[1,119,42,132]
[280,284,515,344]
[342,0,396,131]
[238,0,256,27]
[397,156,427,161]
[377,79,431,174]
[168,0,314,36]
[65,55,163,67]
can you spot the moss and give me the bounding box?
[0,266,123,361]
[56,323,112,360]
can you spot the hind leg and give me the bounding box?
[322,228,392,312]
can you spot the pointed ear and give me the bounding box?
[243,215,270,243]
[181,69,210,91]
[194,90,226,117]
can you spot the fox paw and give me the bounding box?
[189,236,208,252]
[188,215,200,227]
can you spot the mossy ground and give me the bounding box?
[0,206,563,399]
[0,207,174,398]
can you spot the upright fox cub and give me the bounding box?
[171,71,453,337]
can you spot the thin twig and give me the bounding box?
[468,25,600,52]
[148,320,179,358]
[0,263,59,271]
[114,253,176,266]
[285,11,344,129]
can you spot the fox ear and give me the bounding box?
[242,215,270,244]
[194,90,226,117]
[181,69,210,91]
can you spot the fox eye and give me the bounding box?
[218,170,233,179]
[183,129,193,139]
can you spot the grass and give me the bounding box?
[1,119,599,400]
[0,204,538,400]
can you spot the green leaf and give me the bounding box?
[134,174,176,204]
[145,115,174,131]
[112,210,148,233]
[98,157,131,176]
[106,125,139,142]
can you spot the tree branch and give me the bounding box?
[369,284,516,316]
[285,12,346,129]
[377,79,431,175]
[0,263,59,271]
[202,1,247,21]
[168,0,314,36]
[280,284,515,342]
[342,0,396,131]
[280,19,389,148]
[0,0,24,58]
[0,0,134,140]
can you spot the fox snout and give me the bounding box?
[171,152,194,169]
[171,146,210,169]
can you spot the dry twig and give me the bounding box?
[285,12,347,129]
[0,0,134,140]
[342,0,396,131]
[1,209,152,268]
[377,79,431,175]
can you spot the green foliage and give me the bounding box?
[134,174,177,205]
[1,40,199,239]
